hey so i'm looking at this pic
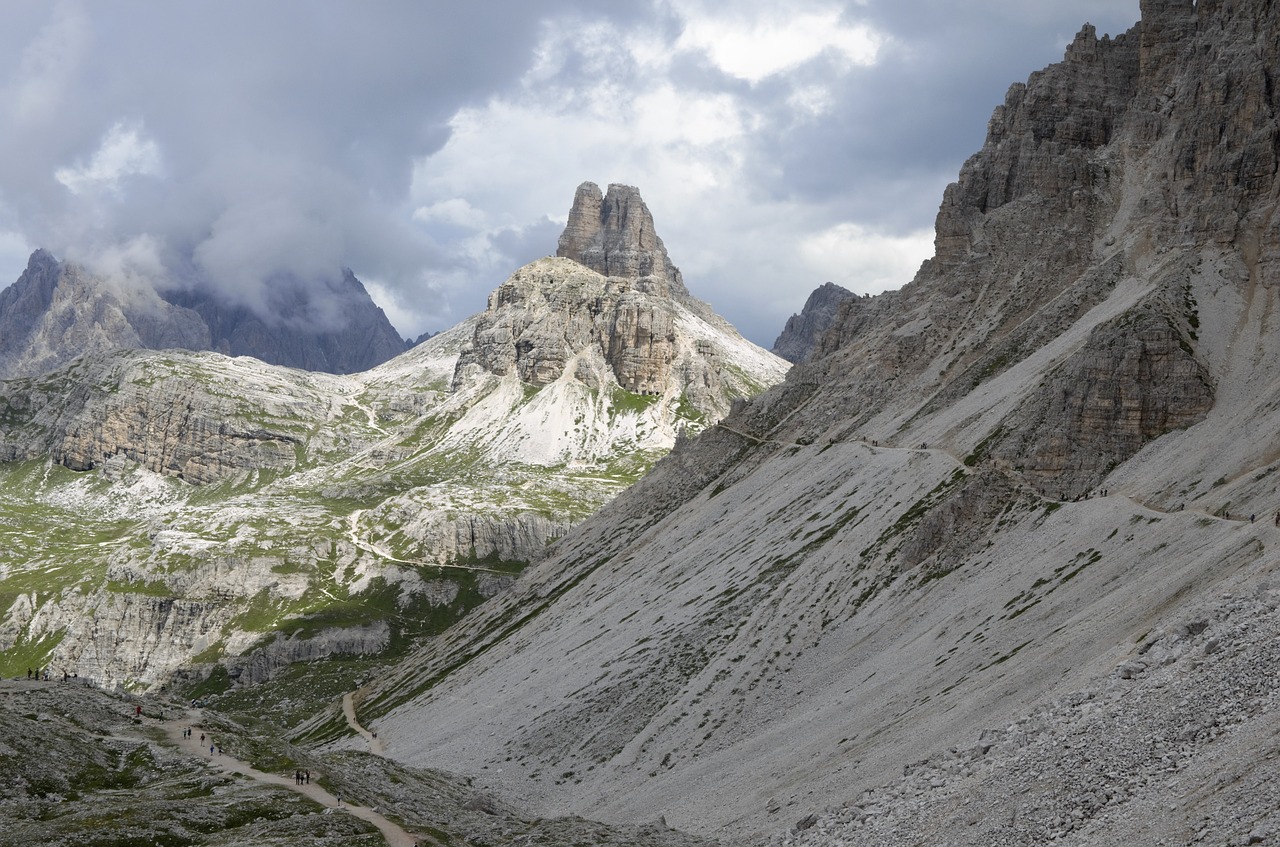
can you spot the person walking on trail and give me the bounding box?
[305,770,310,785]
[209,743,215,756]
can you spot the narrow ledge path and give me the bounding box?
[161,709,417,847]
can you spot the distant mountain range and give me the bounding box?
[0,249,409,377]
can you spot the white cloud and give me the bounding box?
[674,5,885,83]
[55,121,162,195]
[798,223,935,293]
[81,234,167,296]
[412,198,489,229]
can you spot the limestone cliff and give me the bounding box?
[457,184,788,423]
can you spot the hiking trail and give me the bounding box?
[161,709,416,847]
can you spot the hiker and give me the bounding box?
[1251,514,1256,523]
[217,745,222,755]
[135,705,142,717]
[200,733,205,744]
[294,769,301,785]
[305,770,310,784]
[210,743,215,756]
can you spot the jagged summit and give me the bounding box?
[771,282,857,363]
[556,182,682,284]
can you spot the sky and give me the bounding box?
[0,1,1141,349]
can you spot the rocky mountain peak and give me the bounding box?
[0,251,408,378]
[454,183,782,416]
[771,282,858,363]
[556,182,688,295]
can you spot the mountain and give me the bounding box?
[0,250,408,377]
[771,282,857,363]
[339,3,1280,844]
[0,183,788,690]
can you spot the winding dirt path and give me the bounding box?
[161,710,417,847]
[343,691,385,755]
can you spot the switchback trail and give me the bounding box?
[161,710,416,847]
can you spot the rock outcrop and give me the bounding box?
[557,182,686,291]
[770,282,857,363]
[455,184,788,420]
[0,350,321,484]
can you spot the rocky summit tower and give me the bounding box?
[556,182,692,299]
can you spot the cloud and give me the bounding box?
[0,1,1144,348]
[799,223,935,293]
[673,3,885,84]
[5,2,90,126]
[55,121,161,195]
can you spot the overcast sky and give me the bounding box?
[0,1,1141,348]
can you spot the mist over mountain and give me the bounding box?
[0,249,409,377]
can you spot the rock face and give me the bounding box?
[770,282,857,363]
[0,251,407,379]
[456,184,788,420]
[354,3,1280,843]
[0,351,321,485]
[557,182,686,290]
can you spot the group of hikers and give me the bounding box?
[294,769,311,785]
[24,667,78,682]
